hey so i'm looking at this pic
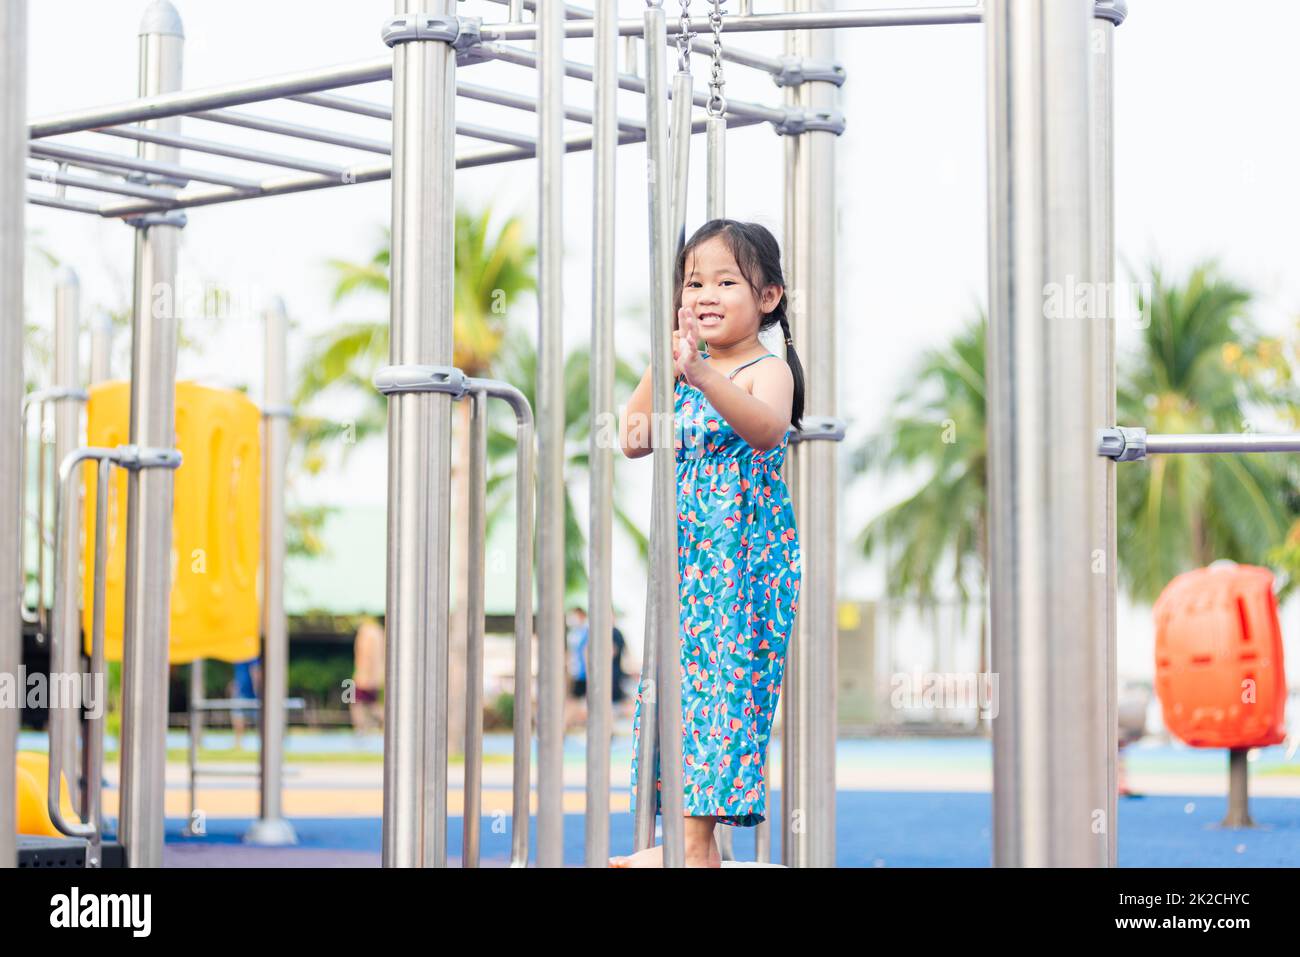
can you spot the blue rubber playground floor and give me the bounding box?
[156,791,1300,867]
[140,735,1300,867]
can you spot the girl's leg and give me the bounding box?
[609,816,722,868]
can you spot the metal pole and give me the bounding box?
[463,390,487,867]
[585,0,616,869]
[185,658,201,833]
[90,310,114,383]
[536,0,566,869]
[247,297,297,846]
[669,71,693,253]
[986,0,1103,866]
[706,115,724,221]
[29,57,393,138]
[381,0,457,869]
[119,0,185,869]
[478,5,986,41]
[1090,0,1125,870]
[644,2,686,869]
[0,0,25,872]
[783,0,839,869]
[52,267,82,818]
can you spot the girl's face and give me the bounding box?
[681,236,781,349]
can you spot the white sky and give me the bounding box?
[21,0,1300,680]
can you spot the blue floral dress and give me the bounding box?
[629,353,802,827]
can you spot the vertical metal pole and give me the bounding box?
[119,0,184,869]
[669,72,693,252]
[536,0,566,868]
[382,0,457,868]
[644,2,686,869]
[85,460,109,867]
[0,0,25,871]
[90,310,114,384]
[1090,0,1125,869]
[509,392,535,867]
[185,659,201,832]
[706,116,725,221]
[463,391,486,867]
[783,0,840,870]
[247,296,296,845]
[986,0,1102,867]
[53,267,82,817]
[585,0,617,869]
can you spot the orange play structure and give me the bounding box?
[1153,563,1287,749]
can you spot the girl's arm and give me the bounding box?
[618,364,656,459]
[694,359,793,452]
[620,332,685,459]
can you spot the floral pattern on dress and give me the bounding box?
[629,355,802,828]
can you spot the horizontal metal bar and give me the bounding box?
[192,110,392,155]
[92,162,393,218]
[455,111,764,170]
[456,121,536,149]
[27,165,180,202]
[1099,425,1300,461]
[31,155,185,188]
[482,0,789,75]
[478,5,983,41]
[287,91,393,120]
[37,109,760,220]
[477,41,787,125]
[457,80,645,132]
[30,140,262,190]
[293,86,646,135]
[27,192,105,215]
[29,57,394,139]
[94,125,347,178]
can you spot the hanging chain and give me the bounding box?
[706,0,726,116]
[675,1,696,73]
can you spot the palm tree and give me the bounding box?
[294,204,536,756]
[482,330,651,596]
[850,261,1300,691]
[849,311,990,674]
[1116,261,1300,601]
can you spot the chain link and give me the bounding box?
[675,0,695,73]
[706,0,726,116]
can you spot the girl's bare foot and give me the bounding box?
[608,841,721,868]
[609,844,662,867]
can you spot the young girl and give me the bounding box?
[612,219,805,868]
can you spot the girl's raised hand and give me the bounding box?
[675,306,708,388]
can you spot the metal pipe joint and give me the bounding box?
[772,55,846,89]
[373,363,471,400]
[383,13,486,61]
[787,414,846,445]
[774,106,846,137]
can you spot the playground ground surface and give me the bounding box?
[19,729,1300,867]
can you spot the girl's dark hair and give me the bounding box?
[673,218,805,431]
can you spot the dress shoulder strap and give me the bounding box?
[727,353,778,380]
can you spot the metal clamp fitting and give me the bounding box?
[772,55,847,89]
[1096,426,1146,461]
[382,13,458,46]
[773,107,847,137]
[374,364,471,401]
[113,444,183,471]
[124,210,188,230]
[260,403,296,420]
[788,415,847,445]
[126,170,189,190]
[1093,0,1128,26]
